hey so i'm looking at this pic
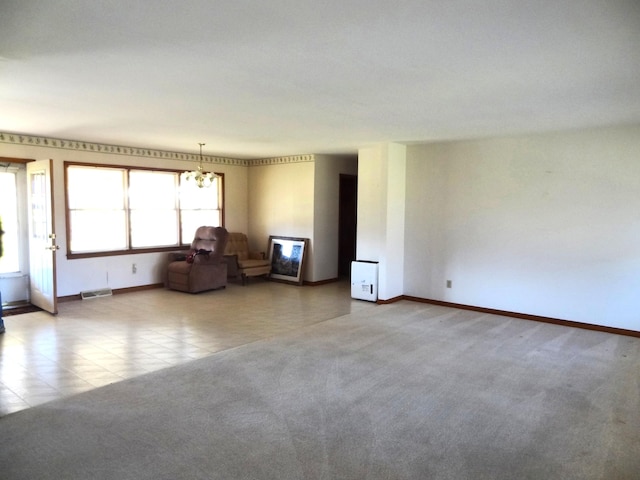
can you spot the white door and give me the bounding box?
[27,159,58,314]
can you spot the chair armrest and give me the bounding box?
[192,252,224,265]
[168,251,190,262]
[249,251,265,260]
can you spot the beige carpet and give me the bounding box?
[1,301,638,479]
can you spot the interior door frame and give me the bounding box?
[338,174,357,278]
[27,159,58,314]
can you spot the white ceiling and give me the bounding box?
[1,1,639,159]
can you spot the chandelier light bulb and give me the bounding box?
[183,143,216,188]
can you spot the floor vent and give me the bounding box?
[80,288,113,300]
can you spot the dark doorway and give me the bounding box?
[338,174,357,278]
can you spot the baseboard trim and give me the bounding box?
[58,294,80,303]
[401,295,640,338]
[303,278,339,286]
[376,295,403,305]
[58,283,164,303]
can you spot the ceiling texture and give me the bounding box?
[1,1,639,159]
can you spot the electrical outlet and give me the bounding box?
[132,263,137,274]
[446,280,452,288]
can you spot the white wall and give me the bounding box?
[382,144,406,300]
[403,125,640,331]
[0,140,249,297]
[357,143,406,300]
[356,146,385,261]
[313,155,358,281]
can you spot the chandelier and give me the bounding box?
[182,143,217,188]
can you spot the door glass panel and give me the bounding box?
[29,171,52,297]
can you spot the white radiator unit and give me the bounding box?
[80,288,113,300]
[351,261,378,302]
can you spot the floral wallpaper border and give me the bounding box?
[0,132,315,167]
[250,155,314,166]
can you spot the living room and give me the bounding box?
[2,2,639,335]
[1,122,639,335]
[1,2,639,477]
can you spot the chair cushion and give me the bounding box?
[167,260,193,274]
[224,233,251,261]
[237,258,270,269]
[190,226,227,261]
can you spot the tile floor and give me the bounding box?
[0,279,375,416]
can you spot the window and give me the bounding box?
[179,177,222,242]
[65,163,223,257]
[67,166,128,253]
[129,170,179,248]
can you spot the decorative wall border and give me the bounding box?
[0,132,317,167]
[0,132,319,167]
[248,155,315,166]
[0,132,250,167]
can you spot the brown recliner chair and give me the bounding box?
[166,226,229,293]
